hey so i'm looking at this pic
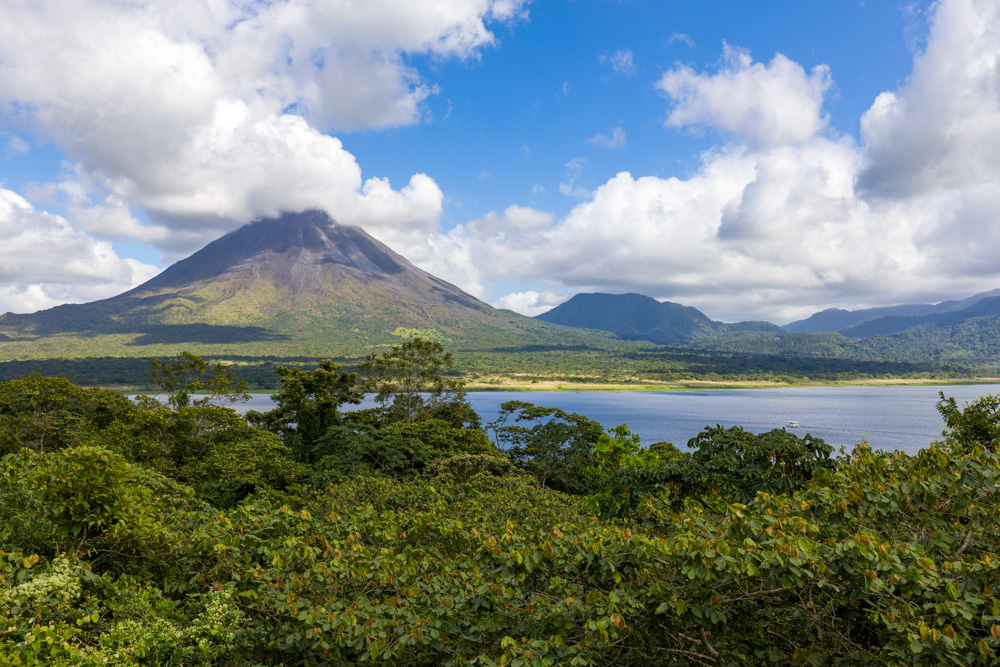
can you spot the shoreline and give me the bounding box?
[115,376,1000,394]
[460,376,1000,392]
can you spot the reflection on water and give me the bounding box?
[223,384,1000,455]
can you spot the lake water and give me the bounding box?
[231,384,1000,455]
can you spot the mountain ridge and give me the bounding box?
[783,289,1000,334]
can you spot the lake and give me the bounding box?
[230,384,1000,455]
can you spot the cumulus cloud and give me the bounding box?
[435,1,1000,322]
[0,0,524,135]
[657,43,833,147]
[0,189,160,313]
[494,290,571,316]
[440,142,965,322]
[858,0,1000,196]
[0,0,519,262]
[585,126,626,149]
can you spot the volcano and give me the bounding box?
[0,211,555,358]
[126,210,487,314]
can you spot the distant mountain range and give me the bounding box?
[2,209,999,374]
[534,290,1000,365]
[783,289,1000,335]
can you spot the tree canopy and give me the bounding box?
[1,355,1000,666]
[358,337,474,425]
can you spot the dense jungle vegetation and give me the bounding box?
[0,339,985,390]
[2,340,1000,665]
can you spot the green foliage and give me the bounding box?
[425,453,519,480]
[590,423,659,475]
[937,391,1000,451]
[148,351,249,409]
[648,440,684,461]
[249,359,363,464]
[0,375,134,456]
[318,419,498,479]
[605,424,836,517]
[0,555,246,666]
[109,403,302,507]
[28,445,140,548]
[4,370,1000,665]
[683,424,836,503]
[489,400,605,494]
[359,337,474,425]
[586,424,661,516]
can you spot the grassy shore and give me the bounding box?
[112,375,1000,394]
[460,375,1000,392]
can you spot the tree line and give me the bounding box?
[1,338,999,665]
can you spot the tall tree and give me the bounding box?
[148,351,249,409]
[252,360,363,463]
[488,400,604,494]
[358,338,472,424]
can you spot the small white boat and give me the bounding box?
[786,420,800,428]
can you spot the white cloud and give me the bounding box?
[0,0,524,135]
[657,43,833,147]
[601,49,636,76]
[858,0,1000,197]
[558,156,591,198]
[0,188,160,313]
[429,0,1000,322]
[669,33,695,48]
[586,126,626,149]
[468,205,555,238]
[5,136,28,156]
[494,290,571,316]
[0,0,519,260]
[559,181,591,198]
[439,142,955,322]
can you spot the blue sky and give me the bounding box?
[1,0,998,323]
[348,0,922,225]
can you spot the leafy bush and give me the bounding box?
[318,419,497,479]
[425,453,519,479]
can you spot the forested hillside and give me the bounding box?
[534,291,1000,370]
[2,344,1000,665]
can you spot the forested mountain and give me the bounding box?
[534,290,1000,368]
[535,292,781,344]
[784,289,1000,333]
[535,292,716,343]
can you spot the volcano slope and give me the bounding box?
[0,211,609,369]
